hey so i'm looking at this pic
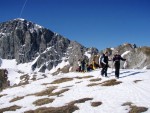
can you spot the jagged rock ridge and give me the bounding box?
[0,18,98,72]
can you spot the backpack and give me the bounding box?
[99,54,104,64]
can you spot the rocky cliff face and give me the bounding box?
[102,43,150,69]
[0,18,98,72]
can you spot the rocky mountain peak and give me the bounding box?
[0,18,99,73]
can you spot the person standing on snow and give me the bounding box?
[100,52,109,77]
[81,59,86,72]
[113,51,126,79]
[78,59,81,72]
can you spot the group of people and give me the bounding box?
[100,51,126,79]
[77,59,99,72]
[77,51,126,79]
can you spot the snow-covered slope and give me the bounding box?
[0,59,150,113]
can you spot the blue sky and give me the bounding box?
[0,0,150,50]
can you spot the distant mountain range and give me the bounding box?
[0,18,150,73]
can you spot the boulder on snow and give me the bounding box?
[52,65,70,75]
[0,69,9,91]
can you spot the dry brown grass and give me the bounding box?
[33,86,57,96]
[31,86,69,97]
[133,80,142,83]
[88,79,122,87]
[51,78,73,84]
[129,106,148,113]
[25,98,93,113]
[41,83,51,85]
[87,83,101,87]
[101,79,122,86]
[75,76,94,79]
[91,102,102,107]
[122,102,133,106]
[33,98,54,106]
[0,94,7,98]
[0,105,21,112]
[89,78,102,82]
[70,98,93,104]
[10,96,24,102]
[122,102,148,113]
[49,89,69,97]
[24,104,78,113]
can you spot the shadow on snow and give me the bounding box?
[120,71,145,78]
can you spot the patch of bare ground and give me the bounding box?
[122,102,148,113]
[122,102,133,106]
[25,98,93,113]
[87,83,101,87]
[70,98,93,104]
[0,94,7,98]
[133,80,142,83]
[75,76,94,79]
[51,78,73,84]
[91,101,102,107]
[0,105,22,113]
[87,79,122,87]
[33,98,54,106]
[101,79,122,86]
[19,74,30,85]
[31,86,57,96]
[41,83,51,85]
[90,78,102,82]
[10,96,24,102]
[49,89,70,97]
[31,86,69,97]
[31,75,37,81]
[24,104,78,113]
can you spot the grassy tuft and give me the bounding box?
[24,104,78,113]
[101,79,122,86]
[90,78,102,82]
[0,105,21,112]
[122,102,133,106]
[33,98,54,106]
[0,94,7,98]
[49,89,69,97]
[122,102,148,113]
[87,83,101,87]
[31,86,69,97]
[91,102,102,107]
[34,86,57,96]
[51,78,73,84]
[133,80,142,83]
[129,106,148,113]
[70,98,93,104]
[75,76,94,79]
[10,96,24,102]
[25,98,93,113]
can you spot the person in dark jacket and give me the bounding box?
[100,52,109,77]
[113,51,126,79]
[81,59,86,72]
